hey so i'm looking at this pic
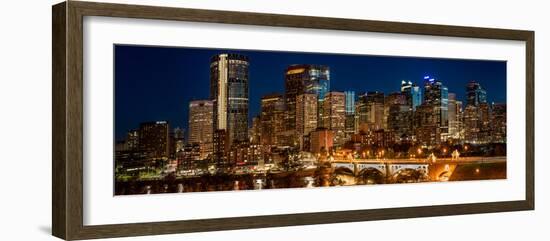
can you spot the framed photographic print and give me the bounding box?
[52,1,534,240]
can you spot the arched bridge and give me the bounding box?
[331,156,505,182]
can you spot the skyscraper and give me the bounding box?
[368,91,385,131]
[423,76,449,141]
[463,105,480,143]
[344,91,356,139]
[447,93,463,140]
[385,92,411,141]
[284,64,330,140]
[478,103,492,143]
[344,91,355,114]
[322,91,346,146]
[188,100,214,159]
[296,93,318,149]
[401,80,422,110]
[210,53,250,151]
[466,80,487,106]
[249,116,261,145]
[491,103,506,143]
[355,92,369,132]
[260,93,286,146]
[414,104,440,147]
[355,91,384,132]
[384,92,406,128]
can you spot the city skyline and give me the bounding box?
[114,45,506,140]
[114,45,507,195]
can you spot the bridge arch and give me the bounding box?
[355,163,386,175]
[391,167,428,183]
[333,166,354,176]
[356,167,385,184]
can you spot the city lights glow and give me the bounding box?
[114,46,507,195]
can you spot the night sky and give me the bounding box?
[114,45,506,140]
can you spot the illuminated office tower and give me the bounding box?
[491,103,506,143]
[210,53,249,157]
[355,91,384,132]
[466,80,487,106]
[413,104,440,147]
[367,91,385,131]
[125,129,139,151]
[401,80,422,110]
[344,91,356,139]
[423,76,449,141]
[260,94,286,146]
[249,116,261,145]
[284,64,330,141]
[384,92,405,129]
[447,93,463,140]
[188,100,214,159]
[463,81,491,144]
[478,103,492,143]
[355,93,369,132]
[322,91,346,146]
[173,127,185,153]
[385,92,411,141]
[463,105,480,144]
[296,93,318,150]
[138,121,170,159]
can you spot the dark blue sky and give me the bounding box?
[115,45,506,140]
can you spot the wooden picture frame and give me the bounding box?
[52,1,534,240]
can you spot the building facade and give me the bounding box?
[321,91,346,146]
[491,103,507,143]
[466,80,487,106]
[401,80,422,110]
[296,93,318,150]
[423,76,449,141]
[138,121,170,159]
[210,53,250,162]
[260,93,286,146]
[284,64,330,144]
[310,128,334,154]
[344,91,356,140]
[447,93,463,140]
[188,100,214,159]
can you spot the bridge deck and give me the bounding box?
[331,156,506,165]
